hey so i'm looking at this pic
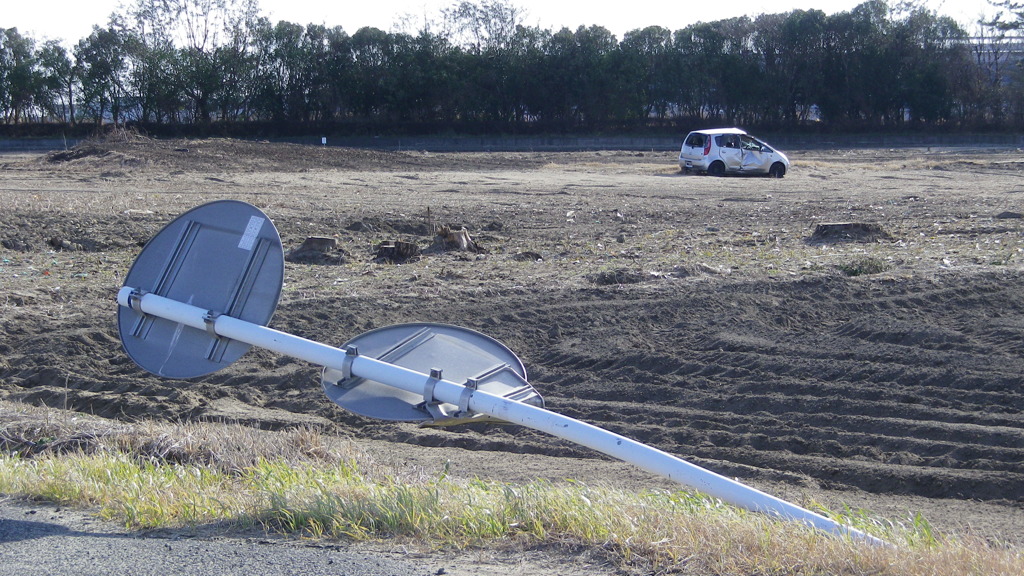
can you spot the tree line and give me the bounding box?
[2,0,1023,136]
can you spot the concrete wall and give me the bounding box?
[0,138,80,152]
[2,133,1022,154]
[283,133,1024,151]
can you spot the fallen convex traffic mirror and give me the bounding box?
[117,200,887,547]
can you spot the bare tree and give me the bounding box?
[125,0,260,122]
[129,0,259,51]
[440,0,526,54]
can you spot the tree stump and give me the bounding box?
[434,225,482,252]
[810,222,892,243]
[375,240,421,262]
[292,236,337,253]
[286,236,345,264]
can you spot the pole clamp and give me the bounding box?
[424,368,442,405]
[457,377,479,416]
[341,345,359,381]
[127,289,147,313]
[202,311,221,337]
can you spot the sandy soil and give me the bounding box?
[1,137,1023,550]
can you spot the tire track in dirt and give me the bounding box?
[456,272,1024,501]
[4,271,1022,502]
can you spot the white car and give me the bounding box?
[679,127,790,178]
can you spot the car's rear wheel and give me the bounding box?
[769,162,786,178]
[707,161,726,177]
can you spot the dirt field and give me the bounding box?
[1,137,1023,546]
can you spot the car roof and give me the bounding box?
[690,127,747,135]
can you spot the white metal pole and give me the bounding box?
[118,287,887,546]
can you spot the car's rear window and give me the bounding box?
[685,134,705,147]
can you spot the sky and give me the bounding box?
[2,0,1008,47]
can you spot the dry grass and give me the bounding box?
[0,400,365,474]
[1,401,1021,576]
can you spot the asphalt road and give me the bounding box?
[0,500,442,576]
